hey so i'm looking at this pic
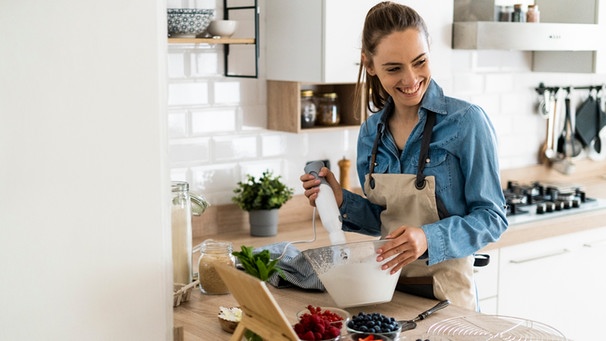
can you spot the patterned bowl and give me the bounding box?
[167,8,215,38]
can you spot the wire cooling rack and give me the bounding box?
[425,315,568,341]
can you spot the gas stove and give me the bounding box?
[503,181,606,225]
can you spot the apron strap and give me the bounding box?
[368,122,384,190]
[415,112,436,190]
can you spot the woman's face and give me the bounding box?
[364,28,431,112]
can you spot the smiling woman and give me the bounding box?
[299,1,508,312]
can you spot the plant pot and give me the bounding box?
[248,209,279,236]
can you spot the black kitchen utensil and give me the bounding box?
[557,96,582,157]
[575,91,598,147]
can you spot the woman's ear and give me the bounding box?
[362,52,375,76]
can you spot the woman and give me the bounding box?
[300,2,508,311]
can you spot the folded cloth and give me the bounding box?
[252,242,325,291]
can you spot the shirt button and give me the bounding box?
[342,213,348,219]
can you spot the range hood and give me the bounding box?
[452,0,604,73]
[453,22,599,51]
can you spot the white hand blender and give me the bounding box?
[304,161,347,245]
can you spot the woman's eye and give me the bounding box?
[387,67,400,72]
[415,59,427,67]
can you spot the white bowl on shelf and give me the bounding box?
[207,20,238,38]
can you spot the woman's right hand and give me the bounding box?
[300,166,343,207]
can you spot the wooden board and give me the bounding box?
[214,264,299,341]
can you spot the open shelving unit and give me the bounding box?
[167,0,259,78]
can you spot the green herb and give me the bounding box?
[232,170,294,211]
[232,245,285,281]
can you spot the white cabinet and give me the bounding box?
[265,0,453,83]
[497,227,606,341]
[473,249,499,315]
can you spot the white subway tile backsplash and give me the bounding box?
[166,2,606,205]
[169,138,211,166]
[214,80,242,103]
[261,134,287,157]
[191,108,237,134]
[168,110,188,138]
[191,163,238,195]
[168,82,209,106]
[212,135,258,161]
[190,48,221,77]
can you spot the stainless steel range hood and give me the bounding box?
[453,0,604,73]
[453,21,599,51]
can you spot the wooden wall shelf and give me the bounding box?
[167,37,255,45]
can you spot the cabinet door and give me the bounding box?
[498,227,606,340]
[266,0,453,83]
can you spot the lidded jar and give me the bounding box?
[171,181,193,285]
[300,89,317,128]
[198,239,235,294]
[317,92,340,126]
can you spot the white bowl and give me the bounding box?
[207,20,238,38]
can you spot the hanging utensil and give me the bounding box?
[575,87,598,148]
[557,90,582,158]
[539,89,557,163]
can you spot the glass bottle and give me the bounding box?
[198,239,235,294]
[300,90,317,128]
[171,181,193,285]
[317,92,340,126]
[512,4,526,22]
[526,4,540,23]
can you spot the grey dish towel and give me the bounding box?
[250,242,325,291]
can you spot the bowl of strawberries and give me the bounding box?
[293,305,350,341]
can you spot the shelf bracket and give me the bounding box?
[224,0,259,78]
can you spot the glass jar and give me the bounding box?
[198,239,235,294]
[300,90,317,128]
[526,4,540,23]
[171,181,193,285]
[316,92,340,126]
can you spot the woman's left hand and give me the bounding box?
[376,226,428,274]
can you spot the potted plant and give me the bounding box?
[232,170,294,236]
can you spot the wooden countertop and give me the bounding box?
[173,279,474,341]
[177,159,606,340]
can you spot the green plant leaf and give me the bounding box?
[231,170,294,211]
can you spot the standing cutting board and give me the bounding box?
[215,264,299,341]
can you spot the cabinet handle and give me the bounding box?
[584,239,606,248]
[509,249,570,264]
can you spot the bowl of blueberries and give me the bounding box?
[346,312,403,341]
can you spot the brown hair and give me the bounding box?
[354,2,430,118]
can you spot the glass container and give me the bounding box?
[512,4,526,22]
[300,89,317,128]
[171,181,193,285]
[317,92,340,126]
[198,239,235,294]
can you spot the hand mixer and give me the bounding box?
[304,161,347,245]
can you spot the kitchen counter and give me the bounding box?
[177,159,606,340]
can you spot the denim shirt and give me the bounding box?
[340,79,508,266]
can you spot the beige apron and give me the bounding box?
[363,111,476,310]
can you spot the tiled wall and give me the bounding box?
[167,0,606,205]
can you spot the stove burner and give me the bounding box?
[503,181,588,216]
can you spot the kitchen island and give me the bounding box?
[176,159,606,340]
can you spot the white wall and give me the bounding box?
[0,1,172,340]
[167,0,606,207]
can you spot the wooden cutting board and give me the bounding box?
[214,264,299,341]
